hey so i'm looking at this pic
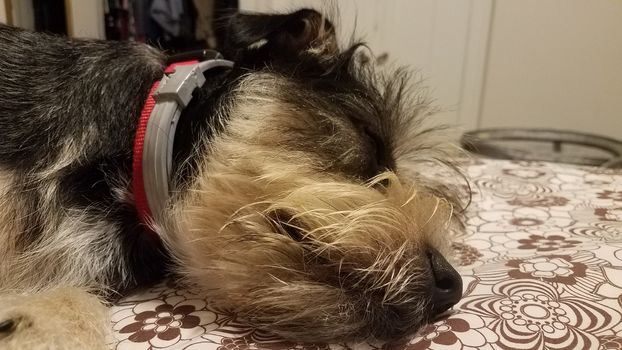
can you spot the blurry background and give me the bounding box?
[0,0,237,52]
[1,0,621,164]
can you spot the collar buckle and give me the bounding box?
[136,55,234,225]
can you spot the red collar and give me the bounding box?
[132,60,198,227]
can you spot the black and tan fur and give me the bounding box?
[0,9,466,349]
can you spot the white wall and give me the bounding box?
[0,0,7,24]
[479,0,622,139]
[65,0,105,39]
[241,0,622,140]
[1,0,35,28]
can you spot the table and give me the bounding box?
[109,159,622,350]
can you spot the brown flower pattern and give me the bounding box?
[111,296,217,349]
[219,336,330,350]
[597,190,622,201]
[599,335,622,349]
[461,280,621,350]
[402,313,497,350]
[502,168,547,179]
[405,313,498,350]
[568,222,622,242]
[108,159,622,350]
[511,217,544,227]
[517,234,582,252]
[595,207,622,222]
[416,317,470,347]
[474,250,609,302]
[119,303,200,343]
[453,242,484,266]
[506,255,586,284]
[507,195,569,207]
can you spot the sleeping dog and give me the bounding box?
[0,8,465,349]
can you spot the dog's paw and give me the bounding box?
[0,318,16,340]
[0,288,109,349]
[0,311,39,348]
[0,313,37,350]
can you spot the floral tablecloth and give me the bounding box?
[109,159,622,350]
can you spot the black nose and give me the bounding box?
[428,248,463,315]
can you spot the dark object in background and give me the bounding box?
[33,0,66,35]
[104,0,238,53]
[462,128,622,168]
[147,0,200,51]
[105,0,132,41]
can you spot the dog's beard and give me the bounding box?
[165,154,458,341]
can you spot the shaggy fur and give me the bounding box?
[0,8,467,348]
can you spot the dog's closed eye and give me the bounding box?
[360,125,395,180]
[267,210,307,242]
[363,127,385,166]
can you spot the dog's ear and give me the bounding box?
[222,9,338,62]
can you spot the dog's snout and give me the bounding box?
[427,248,463,315]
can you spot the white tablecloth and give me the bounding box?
[109,159,622,350]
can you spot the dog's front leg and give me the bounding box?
[0,287,109,350]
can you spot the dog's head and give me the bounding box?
[165,9,466,342]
